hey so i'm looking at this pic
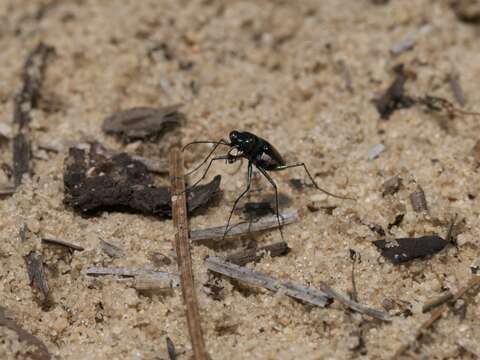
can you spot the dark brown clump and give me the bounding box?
[102,105,184,142]
[374,64,415,120]
[63,145,220,217]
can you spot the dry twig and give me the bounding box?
[190,209,300,243]
[319,282,391,322]
[206,256,331,307]
[170,149,208,359]
[41,237,84,251]
[225,242,290,266]
[83,266,179,286]
[13,43,54,188]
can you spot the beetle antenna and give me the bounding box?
[184,141,231,177]
[182,140,230,152]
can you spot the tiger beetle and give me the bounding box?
[182,130,355,239]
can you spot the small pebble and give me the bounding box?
[368,143,385,160]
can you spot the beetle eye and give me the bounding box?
[229,131,238,140]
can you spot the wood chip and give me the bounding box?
[205,256,331,308]
[41,238,84,251]
[170,148,208,359]
[25,251,49,302]
[102,105,184,142]
[190,209,300,243]
[166,336,177,360]
[422,291,453,313]
[410,185,428,212]
[98,240,125,258]
[83,266,179,286]
[133,275,175,292]
[13,133,31,187]
[382,176,402,197]
[225,242,290,266]
[0,306,51,360]
[12,43,54,189]
[318,281,391,322]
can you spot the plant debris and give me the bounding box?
[102,105,184,142]
[83,266,179,286]
[169,148,208,360]
[189,209,300,243]
[41,237,84,251]
[382,176,402,197]
[410,185,428,212]
[63,145,220,216]
[25,251,49,303]
[0,306,51,360]
[166,336,177,360]
[206,256,331,307]
[225,241,290,266]
[422,291,454,313]
[12,42,54,188]
[319,281,391,322]
[373,235,448,264]
[374,64,415,120]
[98,240,125,258]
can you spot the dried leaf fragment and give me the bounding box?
[373,236,448,264]
[102,105,184,142]
[25,251,49,301]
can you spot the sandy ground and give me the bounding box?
[1,0,480,359]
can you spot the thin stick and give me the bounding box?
[0,184,15,195]
[225,242,290,266]
[205,256,331,307]
[319,282,391,322]
[83,266,179,286]
[190,209,301,243]
[422,291,453,313]
[169,149,207,360]
[391,276,480,359]
[41,238,84,251]
[12,43,54,188]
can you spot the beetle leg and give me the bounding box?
[223,161,253,239]
[254,165,284,241]
[180,155,229,195]
[275,162,356,201]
